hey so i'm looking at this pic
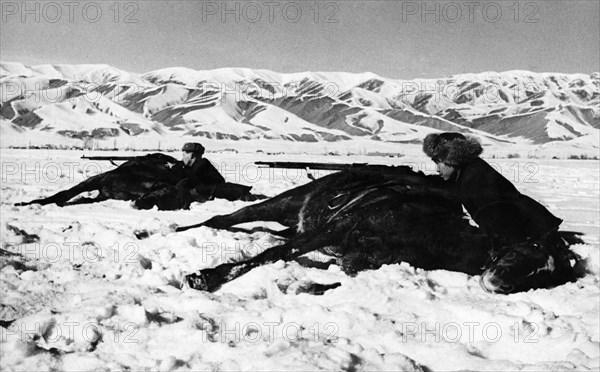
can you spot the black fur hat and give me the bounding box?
[182,142,205,155]
[422,132,483,166]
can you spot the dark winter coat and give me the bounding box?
[175,158,253,205]
[452,157,562,244]
[177,158,225,189]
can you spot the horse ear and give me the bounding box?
[539,231,566,252]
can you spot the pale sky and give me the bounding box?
[1,0,598,79]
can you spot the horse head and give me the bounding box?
[480,237,579,294]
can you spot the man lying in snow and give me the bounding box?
[422,132,562,246]
[422,132,574,291]
[177,132,581,294]
[16,142,260,210]
[133,142,261,210]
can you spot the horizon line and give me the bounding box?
[2,61,599,82]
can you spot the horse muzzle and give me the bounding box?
[479,268,514,294]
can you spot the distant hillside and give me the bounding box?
[1,63,598,151]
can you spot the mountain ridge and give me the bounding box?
[1,62,598,150]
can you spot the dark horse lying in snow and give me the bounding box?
[180,165,581,294]
[16,153,256,210]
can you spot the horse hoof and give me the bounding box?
[132,197,157,210]
[134,230,150,240]
[184,272,210,291]
[287,281,342,295]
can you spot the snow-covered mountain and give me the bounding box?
[1,62,598,150]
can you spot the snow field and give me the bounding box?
[0,149,598,371]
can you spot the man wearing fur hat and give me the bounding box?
[422,132,562,247]
[133,142,257,210]
[176,142,257,206]
[178,142,225,192]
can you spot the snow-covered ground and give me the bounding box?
[1,149,599,371]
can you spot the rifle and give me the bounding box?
[254,161,404,180]
[255,161,455,203]
[81,155,143,166]
[255,161,372,171]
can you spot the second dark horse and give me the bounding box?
[182,165,580,294]
[16,153,254,210]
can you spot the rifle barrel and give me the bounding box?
[81,156,141,161]
[255,161,369,171]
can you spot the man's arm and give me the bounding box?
[181,159,223,186]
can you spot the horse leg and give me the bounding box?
[63,195,108,206]
[176,193,309,232]
[16,173,105,206]
[185,219,347,292]
[222,226,296,238]
[176,172,368,233]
